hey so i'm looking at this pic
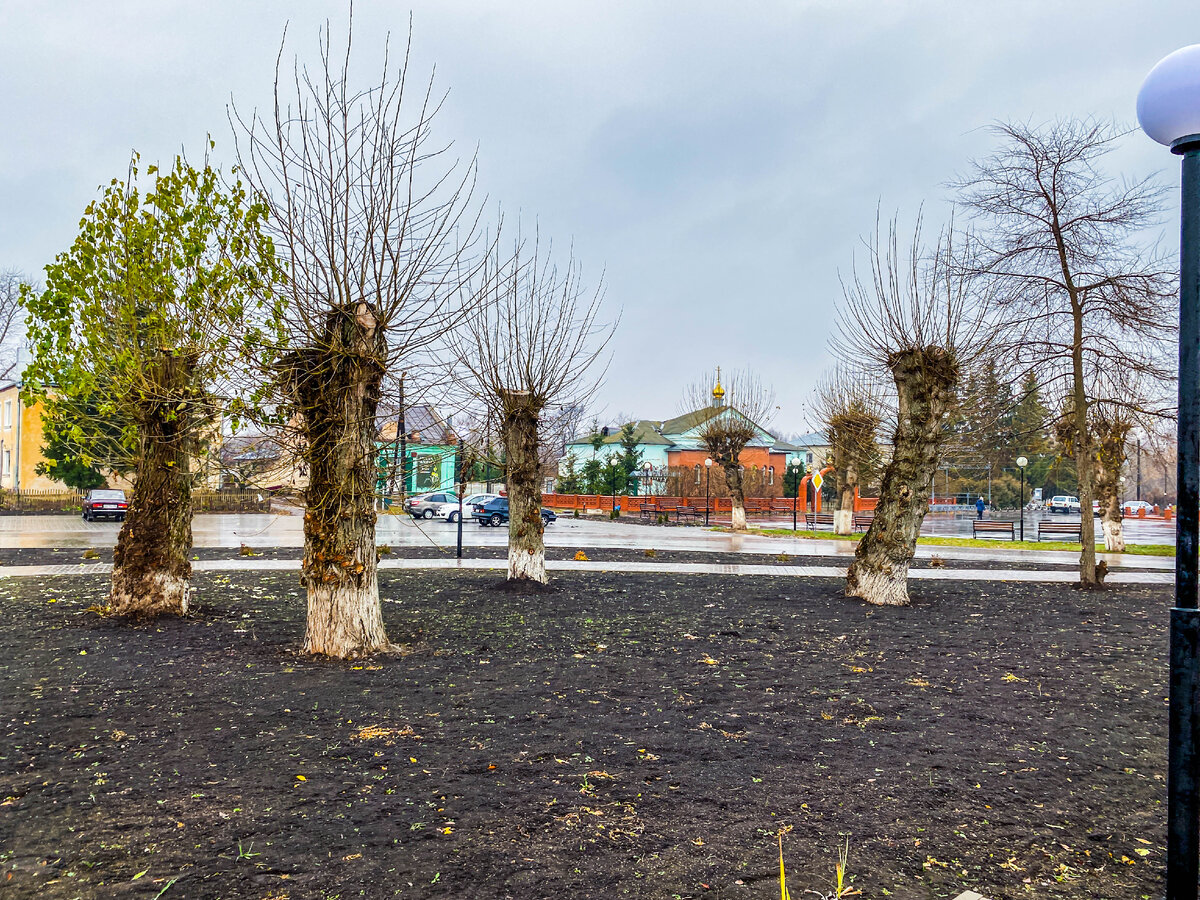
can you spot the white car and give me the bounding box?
[1122,499,1155,515]
[1048,495,1081,514]
[435,493,499,523]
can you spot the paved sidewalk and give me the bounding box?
[0,556,1173,584]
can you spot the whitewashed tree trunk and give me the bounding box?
[292,303,392,659]
[834,509,854,535]
[110,353,195,617]
[1102,505,1126,552]
[723,464,748,532]
[846,348,957,607]
[502,390,548,583]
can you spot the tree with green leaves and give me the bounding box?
[21,152,281,617]
[36,395,126,491]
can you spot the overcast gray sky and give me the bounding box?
[2,1,1196,434]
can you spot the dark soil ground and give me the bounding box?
[0,570,1167,900]
[0,544,1131,572]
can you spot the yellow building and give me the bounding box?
[0,382,60,491]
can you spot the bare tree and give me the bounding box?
[683,370,776,531]
[813,368,883,534]
[451,229,612,583]
[0,270,30,380]
[953,119,1176,586]
[232,20,481,656]
[835,217,991,606]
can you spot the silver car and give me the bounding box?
[403,491,458,519]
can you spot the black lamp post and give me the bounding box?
[1016,455,1028,542]
[1139,45,1200,900]
[790,455,803,532]
[704,457,713,526]
[642,460,653,499]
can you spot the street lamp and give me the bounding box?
[1016,456,1028,542]
[642,460,653,499]
[704,457,713,526]
[1139,44,1200,900]
[790,455,803,532]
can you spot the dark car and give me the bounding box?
[82,489,128,522]
[471,497,556,527]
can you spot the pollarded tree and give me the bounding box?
[452,231,612,583]
[684,370,777,531]
[953,119,1176,586]
[814,368,883,534]
[837,218,991,606]
[233,22,481,656]
[21,153,280,616]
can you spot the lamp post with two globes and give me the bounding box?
[1139,43,1200,900]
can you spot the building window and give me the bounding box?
[3,450,9,477]
[2,401,10,428]
[768,466,775,485]
[806,452,813,466]
[694,464,701,485]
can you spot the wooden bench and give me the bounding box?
[805,512,836,529]
[639,504,658,521]
[770,499,798,515]
[972,520,1015,540]
[1038,521,1082,542]
[743,499,771,517]
[854,513,875,531]
[675,506,702,523]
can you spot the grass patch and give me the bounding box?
[747,527,1175,556]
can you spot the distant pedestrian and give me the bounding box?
[975,497,986,520]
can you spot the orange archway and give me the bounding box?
[798,466,835,514]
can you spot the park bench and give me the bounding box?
[675,506,702,523]
[1038,521,1082,542]
[805,512,836,529]
[743,498,770,517]
[971,520,1015,541]
[639,503,658,521]
[770,499,798,515]
[854,513,875,531]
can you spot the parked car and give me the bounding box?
[82,489,128,522]
[404,491,458,519]
[471,497,556,527]
[1048,495,1081,514]
[435,493,499,523]
[1122,499,1155,515]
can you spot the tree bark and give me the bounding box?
[835,468,856,535]
[846,348,956,607]
[110,352,196,617]
[723,464,747,531]
[501,391,547,582]
[110,420,193,617]
[1093,416,1130,553]
[292,303,391,658]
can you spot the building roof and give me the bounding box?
[378,404,451,442]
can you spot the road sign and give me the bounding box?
[811,471,823,492]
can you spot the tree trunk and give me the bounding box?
[724,464,747,531]
[110,423,193,617]
[835,461,856,535]
[501,390,546,582]
[846,348,956,607]
[292,303,391,658]
[1101,507,1126,552]
[110,352,196,617]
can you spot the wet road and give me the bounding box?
[0,511,1173,570]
